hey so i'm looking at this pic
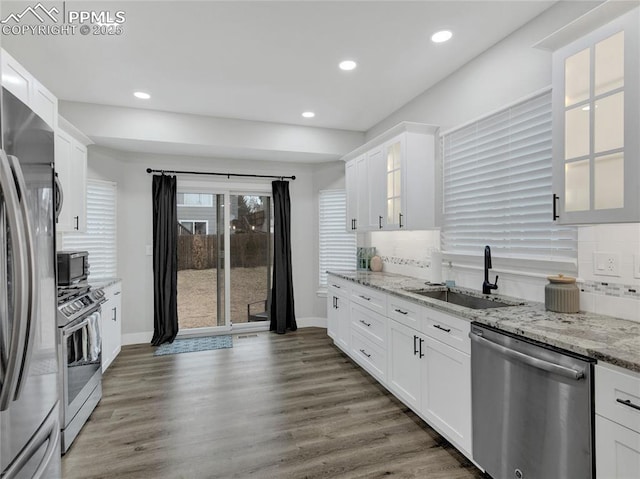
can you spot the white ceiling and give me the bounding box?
[3,0,557,133]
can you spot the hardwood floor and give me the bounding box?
[63,328,484,479]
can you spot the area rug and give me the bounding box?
[154,335,233,356]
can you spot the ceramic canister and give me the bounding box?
[545,274,580,313]
[370,255,383,272]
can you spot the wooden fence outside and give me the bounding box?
[177,233,271,270]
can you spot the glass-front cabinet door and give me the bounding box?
[552,8,639,224]
[385,134,406,229]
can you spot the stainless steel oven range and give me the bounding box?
[56,283,105,453]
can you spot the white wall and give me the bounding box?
[363,1,640,323]
[84,147,345,343]
[60,101,364,163]
[366,1,600,138]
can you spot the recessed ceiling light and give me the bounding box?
[339,60,357,71]
[134,91,151,100]
[302,111,315,118]
[431,30,453,43]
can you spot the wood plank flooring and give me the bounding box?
[62,328,485,479]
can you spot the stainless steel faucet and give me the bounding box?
[482,245,499,294]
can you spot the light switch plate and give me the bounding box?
[634,255,640,279]
[146,245,153,256]
[593,252,620,277]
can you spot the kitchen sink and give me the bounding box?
[406,290,515,309]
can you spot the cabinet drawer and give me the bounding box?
[422,309,470,354]
[327,276,351,295]
[351,303,386,347]
[351,330,386,382]
[351,284,386,315]
[387,295,423,330]
[595,363,640,434]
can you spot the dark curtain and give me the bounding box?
[151,174,179,346]
[270,181,297,334]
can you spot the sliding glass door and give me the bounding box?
[175,187,272,333]
[176,192,226,330]
[229,195,272,327]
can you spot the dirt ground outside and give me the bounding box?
[177,267,269,329]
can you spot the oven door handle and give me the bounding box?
[63,316,92,337]
[8,155,38,401]
[470,331,585,380]
[0,151,30,411]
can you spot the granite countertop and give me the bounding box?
[89,277,122,289]
[328,270,640,373]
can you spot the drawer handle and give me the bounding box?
[359,319,371,327]
[359,349,371,358]
[332,284,341,289]
[433,324,451,333]
[413,335,418,356]
[394,308,408,315]
[359,295,371,301]
[616,398,640,412]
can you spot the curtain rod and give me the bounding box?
[146,168,296,180]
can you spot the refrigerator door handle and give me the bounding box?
[0,151,30,411]
[54,171,64,221]
[8,155,38,400]
[2,406,60,479]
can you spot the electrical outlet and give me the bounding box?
[593,252,621,277]
[634,255,640,279]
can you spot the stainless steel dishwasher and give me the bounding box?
[470,323,595,479]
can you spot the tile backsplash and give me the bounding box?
[365,224,640,323]
[366,230,440,280]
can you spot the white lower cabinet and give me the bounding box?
[326,276,473,461]
[595,362,640,478]
[422,335,472,455]
[596,415,640,479]
[328,290,350,352]
[388,319,423,411]
[327,278,351,350]
[101,282,122,372]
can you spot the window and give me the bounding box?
[178,220,208,235]
[177,193,214,207]
[441,90,577,267]
[62,179,117,279]
[319,190,356,288]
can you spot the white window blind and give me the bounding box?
[62,179,117,280]
[319,189,356,288]
[441,90,577,264]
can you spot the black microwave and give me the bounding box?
[57,251,89,285]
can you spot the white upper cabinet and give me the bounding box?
[367,145,386,230]
[1,48,57,129]
[345,158,358,231]
[56,117,91,233]
[551,7,639,223]
[342,122,439,231]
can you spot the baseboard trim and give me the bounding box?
[122,318,327,346]
[296,317,327,329]
[122,331,153,346]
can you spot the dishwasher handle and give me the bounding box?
[470,331,585,380]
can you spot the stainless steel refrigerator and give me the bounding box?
[0,83,61,478]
